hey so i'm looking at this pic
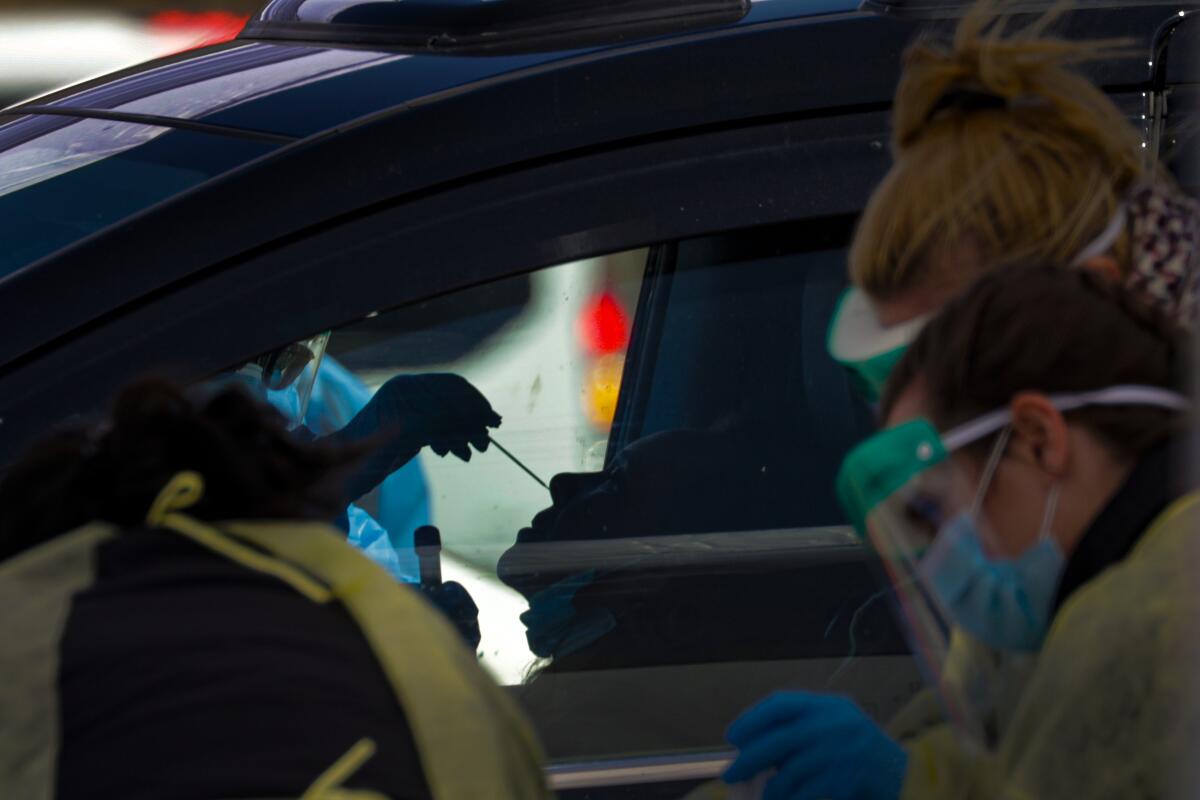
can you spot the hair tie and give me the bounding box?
[925,88,1008,122]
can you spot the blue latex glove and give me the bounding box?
[327,373,501,502]
[723,692,907,800]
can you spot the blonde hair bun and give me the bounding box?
[850,0,1147,298]
[896,2,1140,149]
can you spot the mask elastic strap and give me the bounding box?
[942,384,1190,453]
[1071,205,1127,266]
[970,426,1011,519]
[1039,483,1061,543]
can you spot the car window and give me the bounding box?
[267,216,920,766]
[312,251,646,642]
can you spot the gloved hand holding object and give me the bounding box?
[423,581,481,651]
[328,373,501,502]
[414,525,481,650]
[723,691,907,800]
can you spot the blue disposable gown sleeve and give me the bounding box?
[305,357,431,546]
[346,504,420,584]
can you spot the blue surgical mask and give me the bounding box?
[923,510,1064,651]
[921,429,1066,651]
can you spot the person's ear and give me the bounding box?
[1077,254,1122,282]
[1008,392,1070,477]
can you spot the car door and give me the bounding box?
[0,104,910,795]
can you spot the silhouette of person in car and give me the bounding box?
[498,426,906,671]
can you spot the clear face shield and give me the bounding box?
[837,418,997,744]
[837,385,1189,750]
[228,332,330,429]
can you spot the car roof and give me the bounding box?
[7,0,861,140]
[0,0,1188,379]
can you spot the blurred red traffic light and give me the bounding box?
[577,291,630,356]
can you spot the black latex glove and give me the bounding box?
[327,373,501,502]
[422,581,482,651]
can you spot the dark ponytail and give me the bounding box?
[0,379,363,562]
[881,264,1188,458]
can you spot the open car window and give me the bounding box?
[256,216,920,773]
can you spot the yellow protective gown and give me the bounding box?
[0,472,551,800]
[900,492,1200,800]
[687,492,1200,800]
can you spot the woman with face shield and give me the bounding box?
[719,265,1195,800]
[826,2,1200,402]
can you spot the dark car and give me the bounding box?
[0,1,1196,796]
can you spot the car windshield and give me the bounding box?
[0,113,278,276]
[0,42,415,276]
